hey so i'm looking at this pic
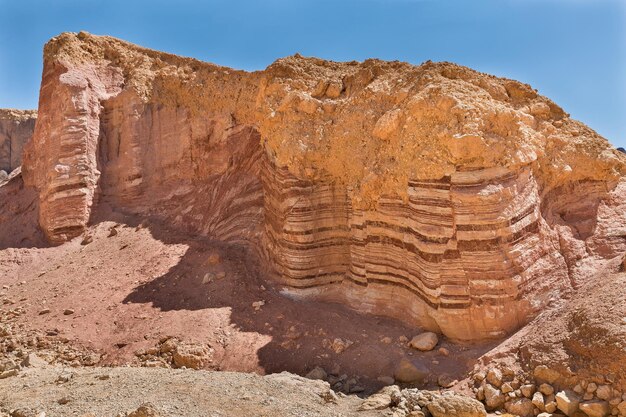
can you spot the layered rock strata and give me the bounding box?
[0,109,37,173]
[22,32,626,340]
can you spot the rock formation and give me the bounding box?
[21,32,626,341]
[0,109,36,173]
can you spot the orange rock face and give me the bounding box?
[0,109,36,173]
[21,32,626,340]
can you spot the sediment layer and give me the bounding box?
[21,32,626,340]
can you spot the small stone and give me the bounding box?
[596,385,612,401]
[437,374,456,388]
[377,376,395,385]
[534,365,561,384]
[476,386,485,401]
[21,353,47,368]
[579,401,609,417]
[305,366,327,380]
[587,383,598,393]
[486,368,504,388]
[0,369,18,379]
[207,253,220,265]
[438,347,450,356]
[127,403,160,417]
[501,382,513,394]
[359,389,394,410]
[617,401,626,416]
[56,372,73,383]
[63,309,74,315]
[58,397,71,405]
[532,391,546,411]
[505,398,534,417]
[394,358,429,383]
[252,300,265,311]
[38,308,51,315]
[545,400,558,413]
[380,336,392,344]
[556,390,580,416]
[521,384,536,398]
[81,234,93,245]
[484,383,506,410]
[539,383,555,396]
[408,332,439,351]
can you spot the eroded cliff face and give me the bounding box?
[0,109,37,174]
[22,32,626,340]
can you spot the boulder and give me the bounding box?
[556,390,580,416]
[427,393,487,417]
[505,398,535,417]
[484,383,506,410]
[409,332,439,351]
[534,366,561,384]
[579,400,609,417]
[394,359,429,383]
[305,366,327,380]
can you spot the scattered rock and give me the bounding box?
[394,358,429,383]
[532,391,546,411]
[251,300,265,311]
[0,369,18,379]
[324,338,353,354]
[305,366,327,380]
[539,383,555,396]
[556,390,580,416]
[38,309,50,315]
[484,383,506,410]
[427,392,487,417]
[359,386,400,411]
[408,332,439,351]
[534,365,561,384]
[63,309,74,315]
[521,384,536,398]
[437,374,457,388]
[172,343,213,370]
[377,376,395,385]
[505,397,534,417]
[579,400,609,417]
[57,397,70,405]
[595,385,612,401]
[20,353,47,368]
[127,403,160,417]
[486,368,503,388]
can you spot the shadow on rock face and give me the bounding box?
[117,214,497,392]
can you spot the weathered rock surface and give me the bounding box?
[20,31,626,341]
[0,109,36,173]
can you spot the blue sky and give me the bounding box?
[1,0,624,147]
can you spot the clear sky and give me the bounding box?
[1,0,624,148]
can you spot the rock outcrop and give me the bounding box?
[0,109,36,173]
[21,32,626,340]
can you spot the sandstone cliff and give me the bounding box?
[0,109,37,173]
[21,32,626,341]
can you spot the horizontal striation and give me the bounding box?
[262,162,569,339]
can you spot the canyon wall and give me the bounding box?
[0,109,37,173]
[22,32,626,340]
